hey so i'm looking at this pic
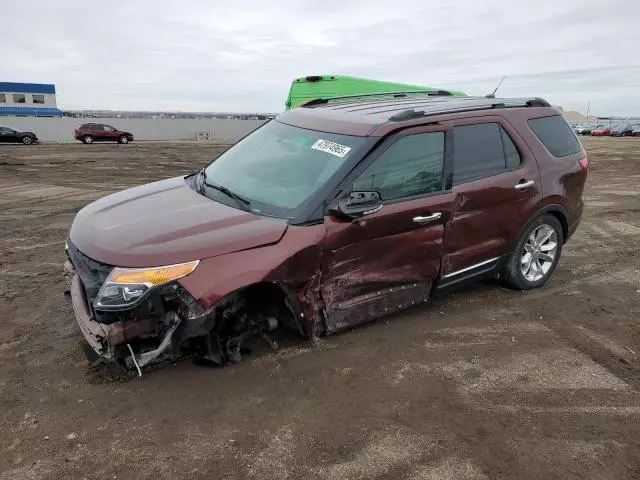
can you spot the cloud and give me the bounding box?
[2,0,639,115]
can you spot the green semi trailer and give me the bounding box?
[285,75,466,109]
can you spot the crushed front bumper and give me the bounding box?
[64,261,155,360]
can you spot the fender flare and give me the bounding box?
[512,204,569,251]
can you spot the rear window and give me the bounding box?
[528,115,580,157]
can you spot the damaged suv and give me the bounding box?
[64,92,587,371]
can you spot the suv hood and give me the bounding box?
[69,176,288,267]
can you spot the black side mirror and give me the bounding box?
[329,191,383,219]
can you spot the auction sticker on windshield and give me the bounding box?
[311,139,352,158]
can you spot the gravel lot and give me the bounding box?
[1,137,639,479]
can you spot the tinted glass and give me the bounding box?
[352,132,444,200]
[453,123,510,183]
[528,115,581,157]
[501,127,521,169]
[203,120,370,217]
[103,125,115,131]
[90,125,103,131]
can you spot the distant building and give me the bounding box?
[0,82,63,116]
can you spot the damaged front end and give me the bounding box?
[64,242,285,373]
[64,242,211,370]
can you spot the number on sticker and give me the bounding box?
[311,139,352,158]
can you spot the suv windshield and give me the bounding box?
[202,120,371,218]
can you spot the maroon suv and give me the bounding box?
[64,93,587,372]
[75,123,134,144]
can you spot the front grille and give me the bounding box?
[66,240,112,313]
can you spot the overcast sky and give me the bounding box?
[3,0,639,115]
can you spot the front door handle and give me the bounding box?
[413,212,442,224]
[514,180,535,190]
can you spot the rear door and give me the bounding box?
[90,124,106,140]
[440,116,542,283]
[320,125,455,332]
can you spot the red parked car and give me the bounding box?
[591,126,611,136]
[74,123,134,144]
[64,93,587,372]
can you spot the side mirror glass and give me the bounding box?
[329,191,383,219]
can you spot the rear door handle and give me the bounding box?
[514,180,535,190]
[413,212,442,224]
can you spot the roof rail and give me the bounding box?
[301,89,454,108]
[385,98,552,122]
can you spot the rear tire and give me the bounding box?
[501,214,563,290]
[118,135,129,144]
[83,135,94,144]
[22,136,33,145]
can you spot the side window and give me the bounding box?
[352,132,444,201]
[90,125,103,131]
[103,125,115,132]
[32,94,45,104]
[528,115,580,157]
[501,127,521,169]
[453,123,521,184]
[13,94,26,104]
[0,94,6,103]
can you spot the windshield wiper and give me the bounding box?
[199,169,251,210]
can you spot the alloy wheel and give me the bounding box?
[520,224,558,282]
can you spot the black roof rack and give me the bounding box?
[301,89,454,108]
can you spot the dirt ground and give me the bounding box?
[1,137,639,480]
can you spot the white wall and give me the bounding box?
[3,117,266,142]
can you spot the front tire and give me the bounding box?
[118,135,129,144]
[83,135,94,144]
[22,136,33,145]
[502,214,563,290]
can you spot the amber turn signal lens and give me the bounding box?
[107,260,199,286]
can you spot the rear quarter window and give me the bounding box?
[528,115,581,157]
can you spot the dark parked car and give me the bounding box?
[610,125,634,137]
[75,123,134,144]
[64,93,587,372]
[0,125,38,145]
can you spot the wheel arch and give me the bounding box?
[514,204,569,249]
[208,280,309,337]
[536,204,569,243]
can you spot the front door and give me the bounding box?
[320,125,455,333]
[103,125,119,140]
[441,117,542,281]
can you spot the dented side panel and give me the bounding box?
[320,192,456,332]
[178,224,327,336]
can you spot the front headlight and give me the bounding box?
[95,260,199,309]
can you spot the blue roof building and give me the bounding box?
[0,82,63,116]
